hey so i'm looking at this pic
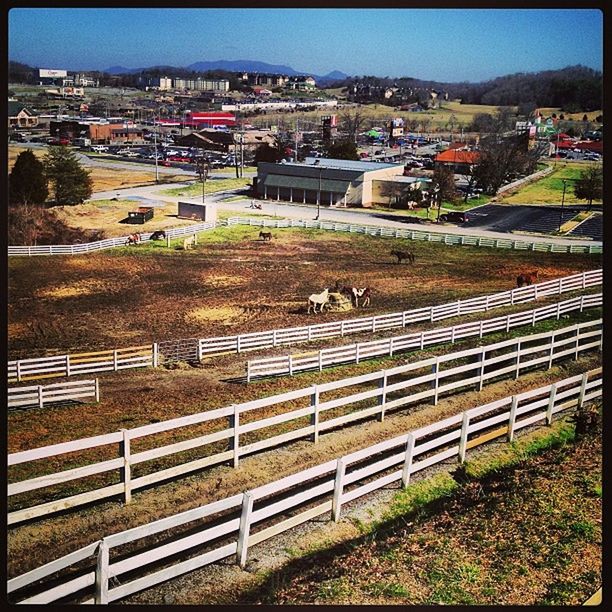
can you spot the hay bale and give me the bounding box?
[326,291,353,312]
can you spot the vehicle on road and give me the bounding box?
[91,145,109,153]
[439,211,468,223]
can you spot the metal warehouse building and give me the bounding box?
[255,157,422,208]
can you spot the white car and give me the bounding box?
[91,145,109,153]
[125,151,140,158]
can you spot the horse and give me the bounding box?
[516,270,539,288]
[390,249,415,264]
[308,288,329,314]
[183,235,196,250]
[125,233,141,246]
[340,286,372,308]
[259,231,272,242]
[150,230,166,240]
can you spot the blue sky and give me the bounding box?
[8,8,603,82]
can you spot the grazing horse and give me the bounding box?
[183,235,196,250]
[259,231,273,242]
[341,286,372,308]
[125,233,141,246]
[150,230,166,240]
[516,270,539,288]
[390,249,415,264]
[308,288,329,314]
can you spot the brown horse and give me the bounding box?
[340,286,372,308]
[125,233,141,246]
[516,270,539,287]
[390,249,415,264]
[259,231,273,242]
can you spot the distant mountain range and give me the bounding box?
[103,59,349,85]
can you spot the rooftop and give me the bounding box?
[302,157,402,172]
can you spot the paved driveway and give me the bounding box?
[465,204,601,240]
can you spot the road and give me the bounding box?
[88,181,601,248]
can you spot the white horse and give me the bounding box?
[308,288,329,314]
[183,235,195,250]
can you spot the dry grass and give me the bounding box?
[8,145,187,193]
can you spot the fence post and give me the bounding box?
[355,343,360,364]
[197,339,203,362]
[546,383,558,425]
[38,385,44,408]
[432,358,440,405]
[94,539,110,604]
[229,404,240,467]
[166,233,170,248]
[378,372,388,422]
[557,302,561,320]
[450,325,456,344]
[430,307,434,323]
[458,412,470,463]
[580,295,585,313]
[153,343,159,368]
[310,386,320,443]
[479,320,484,339]
[507,396,519,442]
[515,340,521,380]
[66,354,71,377]
[331,458,347,522]
[506,313,511,333]
[273,329,278,347]
[402,311,407,327]
[510,289,515,306]
[113,350,118,372]
[237,335,242,354]
[485,295,490,311]
[578,372,589,409]
[548,332,556,369]
[401,434,416,488]
[478,347,486,392]
[289,355,294,376]
[120,429,132,504]
[574,325,580,360]
[532,309,537,327]
[16,360,22,382]
[341,321,345,336]
[236,492,255,568]
[95,378,100,403]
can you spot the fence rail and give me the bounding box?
[8,345,153,384]
[7,269,602,382]
[226,216,603,254]
[8,367,602,604]
[247,292,602,380]
[7,222,217,257]
[8,379,99,409]
[7,320,601,526]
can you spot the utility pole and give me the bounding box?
[295,118,299,162]
[153,117,159,183]
[197,159,209,204]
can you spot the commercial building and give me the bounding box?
[8,101,38,129]
[255,157,425,208]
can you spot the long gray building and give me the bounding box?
[255,157,426,208]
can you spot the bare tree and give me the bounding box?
[340,108,366,143]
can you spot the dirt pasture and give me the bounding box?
[8,226,600,359]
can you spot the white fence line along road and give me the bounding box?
[7,221,217,256]
[6,269,602,383]
[8,212,603,258]
[246,292,602,380]
[8,379,99,410]
[8,367,602,604]
[225,216,603,254]
[7,320,602,527]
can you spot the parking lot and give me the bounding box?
[465,203,602,240]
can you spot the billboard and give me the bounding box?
[39,69,67,78]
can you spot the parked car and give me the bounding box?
[439,211,468,223]
[91,145,109,153]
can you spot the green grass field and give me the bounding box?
[161,176,252,197]
[501,162,601,205]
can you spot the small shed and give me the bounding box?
[178,201,218,223]
[127,207,154,224]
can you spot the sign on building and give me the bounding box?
[39,69,67,78]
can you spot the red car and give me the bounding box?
[166,156,191,163]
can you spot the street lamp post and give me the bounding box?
[197,160,209,204]
[315,166,322,220]
[558,179,567,232]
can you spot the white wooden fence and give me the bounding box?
[8,269,602,383]
[226,216,603,254]
[8,367,602,604]
[246,292,602,380]
[8,345,154,384]
[7,320,601,526]
[197,269,602,358]
[7,221,217,256]
[8,379,99,410]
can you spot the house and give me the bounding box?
[287,76,317,91]
[434,147,480,173]
[8,100,38,129]
[175,130,235,152]
[255,157,413,207]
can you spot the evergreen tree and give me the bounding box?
[324,140,359,160]
[44,146,93,205]
[9,150,49,205]
[574,164,602,210]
